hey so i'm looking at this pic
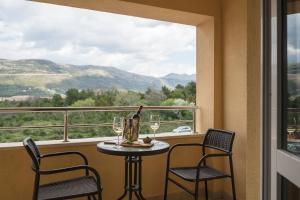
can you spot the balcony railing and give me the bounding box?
[288,108,300,130]
[0,106,198,143]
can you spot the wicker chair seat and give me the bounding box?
[170,166,229,182]
[38,176,98,200]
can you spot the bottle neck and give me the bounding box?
[137,106,143,114]
[133,106,143,118]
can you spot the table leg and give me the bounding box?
[129,156,133,200]
[118,156,128,200]
[117,155,146,200]
[134,157,139,199]
[137,156,146,200]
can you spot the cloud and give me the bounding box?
[288,44,300,64]
[287,14,300,63]
[288,44,300,55]
[0,0,196,77]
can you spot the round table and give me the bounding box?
[97,141,170,200]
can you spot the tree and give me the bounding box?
[185,81,196,103]
[114,91,142,106]
[161,86,172,99]
[31,98,52,107]
[144,88,164,106]
[52,94,64,107]
[72,98,95,107]
[79,90,95,100]
[65,88,80,105]
[171,84,186,100]
[161,98,190,106]
[95,89,118,106]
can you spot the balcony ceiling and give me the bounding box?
[32,0,212,26]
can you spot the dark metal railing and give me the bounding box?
[287,108,300,130]
[287,108,300,113]
[0,106,198,142]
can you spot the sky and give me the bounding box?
[0,0,196,77]
[288,14,300,64]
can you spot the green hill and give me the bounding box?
[0,59,195,97]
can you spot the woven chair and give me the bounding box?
[23,137,103,200]
[164,128,236,200]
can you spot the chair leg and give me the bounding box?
[88,195,96,200]
[98,191,102,200]
[194,181,199,200]
[231,177,236,200]
[163,178,168,200]
[204,180,208,200]
[163,170,169,200]
[229,156,236,200]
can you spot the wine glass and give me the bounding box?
[113,117,124,147]
[150,114,160,142]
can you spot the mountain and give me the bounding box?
[0,59,195,97]
[161,73,196,87]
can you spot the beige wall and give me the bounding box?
[222,0,261,199]
[0,135,226,200]
[222,0,247,198]
[3,0,262,199]
[246,0,261,199]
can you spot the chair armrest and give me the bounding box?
[195,153,230,179]
[168,143,204,158]
[40,165,102,187]
[41,151,88,165]
[40,165,92,174]
[169,143,204,153]
[197,153,230,167]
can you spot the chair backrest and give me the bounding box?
[203,128,235,153]
[23,137,41,171]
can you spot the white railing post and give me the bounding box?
[192,108,196,133]
[63,111,69,142]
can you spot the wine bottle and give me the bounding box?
[132,105,143,119]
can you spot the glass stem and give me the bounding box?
[117,134,120,146]
[154,130,156,140]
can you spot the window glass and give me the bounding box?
[286,0,300,156]
[281,176,300,200]
[0,0,196,142]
